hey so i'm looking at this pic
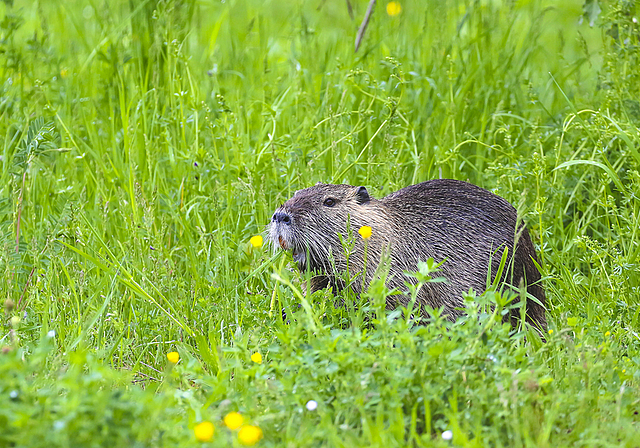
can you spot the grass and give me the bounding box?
[1,0,640,446]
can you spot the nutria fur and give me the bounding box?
[268,179,546,331]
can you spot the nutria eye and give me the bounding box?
[323,198,336,207]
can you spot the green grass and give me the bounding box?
[1,0,640,446]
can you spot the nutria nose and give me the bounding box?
[272,211,292,225]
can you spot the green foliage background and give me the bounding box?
[1,0,639,446]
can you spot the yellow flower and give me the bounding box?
[250,235,263,248]
[194,421,215,442]
[251,352,262,364]
[548,329,553,335]
[60,68,69,78]
[386,1,402,16]
[358,225,372,240]
[605,331,611,337]
[238,425,263,446]
[167,351,180,363]
[224,412,244,430]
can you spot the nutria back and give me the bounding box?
[269,179,546,331]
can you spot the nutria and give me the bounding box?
[268,179,546,331]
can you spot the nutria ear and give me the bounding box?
[354,186,370,204]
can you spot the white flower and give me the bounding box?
[47,330,56,338]
[305,400,318,411]
[442,430,453,440]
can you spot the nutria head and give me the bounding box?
[268,183,379,274]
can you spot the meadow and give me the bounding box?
[1,0,640,446]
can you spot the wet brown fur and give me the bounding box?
[268,179,546,331]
